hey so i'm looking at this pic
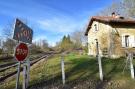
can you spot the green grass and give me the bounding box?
[1,53,135,89]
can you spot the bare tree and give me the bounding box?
[42,39,49,50]
[97,0,135,18]
[3,38,16,54]
[2,22,14,39]
[122,0,135,17]
[71,30,87,48]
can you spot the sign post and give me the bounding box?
[13,18,33,89]
[23,59,30,89]
[95,39,103,81]
[23,63,27,89]
[16,62,21,89]
[26,59,30,86]
[15,42,29,89]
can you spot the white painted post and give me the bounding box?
[98,55,103,81]
[96,39,103,81]
[23,59,30,89]
[16,62,21,89]
[61,55,65,85]
[26,59,30,87]
[129,53,134,79]
[23,63,27,89]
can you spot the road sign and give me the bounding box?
[15,43,28,61]
[13,19,33,44]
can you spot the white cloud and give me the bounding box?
[37,16,86,34]
[0,26,3,37]
[0,0,90,46]
[33,35,47,42]
[33,35,57,47]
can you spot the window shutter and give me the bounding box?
[129,35,135,47]
[131,36,135,47]
[121,35,125,47]
[129,36,132,47]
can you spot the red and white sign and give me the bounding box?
[15,43,28,61]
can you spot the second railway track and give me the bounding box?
[0,53,54,82]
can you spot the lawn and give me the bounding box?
[0,53,135,89]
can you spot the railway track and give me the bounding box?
[0,53,45,70]
[0,53,54,82]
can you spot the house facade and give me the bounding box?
[85,14,135,58]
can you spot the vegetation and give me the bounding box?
[0,19,50,59]
[1,0,135,89]
[60,35,74,51]
[71,30,87,49]
[2,38,16,54]
[1,53,135,89]
[55,34,87,53]
[98,0,135,18]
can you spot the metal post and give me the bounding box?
[16,62,21,89]
[129,53,134,79]
[96,39,103,81]
[23,59,30,89]
[122,55,129,74]
[61,55,65,85]
[26,59,30,87]
[23,63,27,89]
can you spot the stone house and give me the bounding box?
[85,13,135,58]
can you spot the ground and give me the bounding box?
[0,52,135,89]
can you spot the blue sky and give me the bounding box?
[0,0,113,46]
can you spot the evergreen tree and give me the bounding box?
[60,35,73,51]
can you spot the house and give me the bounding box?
[85,13,135,58]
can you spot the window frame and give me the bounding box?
[125,35,129,47]
[94,24,98,31]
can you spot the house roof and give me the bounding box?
[85,16,135,36]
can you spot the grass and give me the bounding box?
[0,53,135,89]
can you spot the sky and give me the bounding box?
[0,0,113,46]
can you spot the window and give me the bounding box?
[122,35,135,47]
[94,24,98,31]
[125,35,129,47]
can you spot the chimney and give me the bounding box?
[112,12,116,17]
[115,14,120,18]
[111,12,124,19]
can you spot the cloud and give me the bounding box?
[33,34,59,47]
[33,35,47,42]
[0,25,3,38]
[0,0,90,46]
[37,16,87,34]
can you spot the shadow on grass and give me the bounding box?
[28,55,131,89]
[28,56,99,89]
